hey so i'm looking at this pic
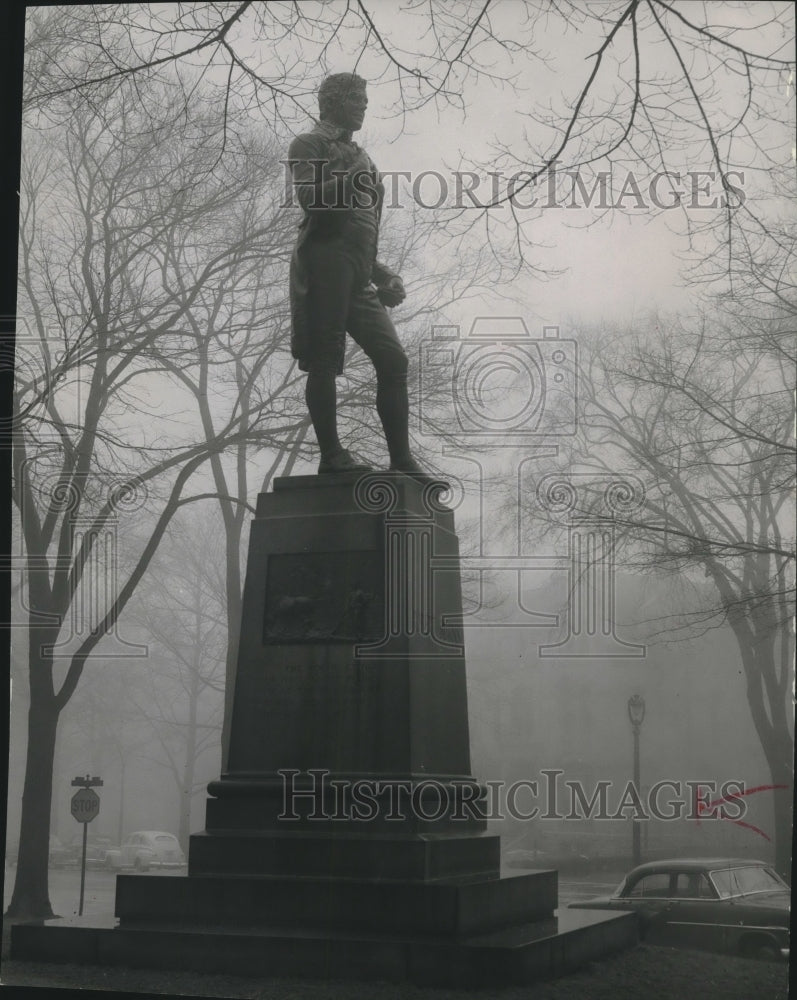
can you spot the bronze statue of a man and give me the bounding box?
[288,72,428,478]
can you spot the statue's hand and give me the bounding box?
[377,277,406,308]
[342,148,377,206]
[346,146,373,175]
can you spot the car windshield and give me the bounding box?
[613,875,635,897]
[709,866,787,899]
[154,835,178,844]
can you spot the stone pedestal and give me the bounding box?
[197,472,499,884]
[12,473,637,985]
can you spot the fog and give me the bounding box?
[6,1,794,903]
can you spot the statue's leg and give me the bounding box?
[376,373,411,467]
[303,242,373,471]
[305,370,341,458]
[348,287,417,468]
[304,242,359,466]
[306,372,371,472]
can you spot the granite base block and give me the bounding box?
[115,869,556,935]
[11,908,639,987]
[188,829,501,880]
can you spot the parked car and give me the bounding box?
[6,835,76,868]
[83,833,116,870]
[104,831,185,871]
[49,834,79,869]
[505,847,591,874]
[568,857,789,960]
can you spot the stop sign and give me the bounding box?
[70,787,100,824]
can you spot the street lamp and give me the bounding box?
[627,694,646,866]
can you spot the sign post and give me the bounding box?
[70,775,103,916]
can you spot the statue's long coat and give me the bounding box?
[288,122,399,373]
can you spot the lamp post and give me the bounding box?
[627,694,646,866]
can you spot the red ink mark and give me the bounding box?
[694,784,789,841]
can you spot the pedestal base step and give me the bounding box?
[115,869,556,936]
[189,829,501,880]
[11,908,638,988]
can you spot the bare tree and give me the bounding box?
[528,302,795,872]
[22,3,794,278]
[14,1,792,917]
[7,83,308,919]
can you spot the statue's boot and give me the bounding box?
[377,373,446,485]
[318,448,373,474]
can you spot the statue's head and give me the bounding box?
[318,72,368,131]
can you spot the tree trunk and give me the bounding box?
[178,680,198,853]
[5,629,61,919]
[753,712,792,878]
[117,756,126,846]
[770,758,793,879]
[179,755,195,854]
[220,534,242,771]
[728,611,793,880]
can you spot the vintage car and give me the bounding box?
[6,835,77,869]
[569,857,790,960]
[505,847,591,874]
[83,833,116,870]
[104,830,185,871]
[49,835,80,869]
